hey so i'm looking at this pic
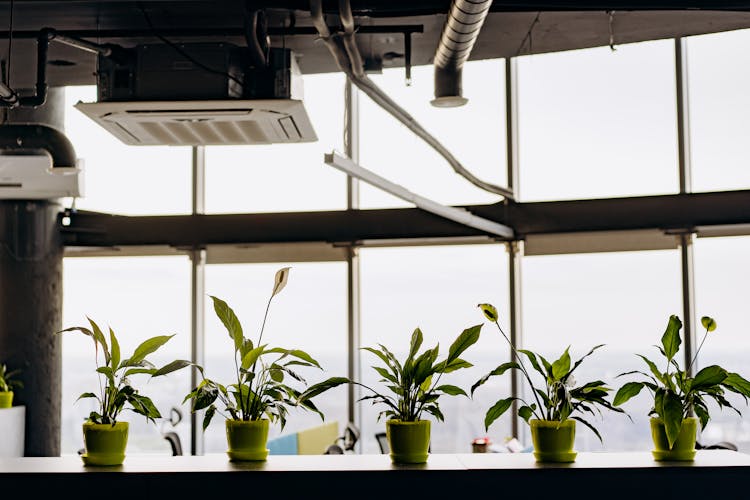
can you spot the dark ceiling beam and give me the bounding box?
[60,189,750,248]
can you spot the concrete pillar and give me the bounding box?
[0,87,66,456]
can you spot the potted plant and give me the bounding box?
[302,323,482,464]
[183,267,343,462]
[472,303,626,463]
[0,364,22,409]
[60,319,192,466]
[613,314,750,461]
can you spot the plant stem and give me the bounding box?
[686,328,709,375]
[247,295,275,419]
[493,321,545,420]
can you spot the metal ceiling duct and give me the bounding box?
[309,0,514,200]
[432,0,492,107]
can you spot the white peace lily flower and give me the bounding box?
[565,375,576,388]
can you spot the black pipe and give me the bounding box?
[0,125,77,168]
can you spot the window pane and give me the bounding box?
[694,236,750,451]
[205,73,347,213]
[64,86,192,215]
[360,60,507,209]
[522,250,681,451]
[688,29,750,192]
[62,256,191,455]
[202,262,348,453]
[519,40,678,201]
[360,244,510,454]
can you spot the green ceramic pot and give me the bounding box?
[226,419,270,461]
[386,419,431,464]
[650,416,698,461]
[81,421,129,466]
[530,419,577,463]
[0,391,13,408]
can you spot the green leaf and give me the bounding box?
[691,365,728,391]
[266,348,322,369]
[518,349,546,378]
[484,397,515,430]
[361,346,391,369]
[723,372,750,398]
[152,359,193,377]
[87,317,111,367]
[76,392,99,402]
[572,416,603,443]
[373,366,398,384]
[124,367,157,377]
[613,382,645,407]
[569,344,605,376]
[413,345,439,387]
[438,358,473,373]
[435,385,467,397]
[269,369,284,383]
[661,315,683,362]
[202,405,216,430]
[447,324,482,364]
[423,405,445,422]
[96,366,114,379]
[109,327,120,371]
[551,347,571,381]
[478,303,498,322]
[518,405,535,423]
[299,377,350,402]
[241,345,266,370]
[637,354,667,386]
[210,295,244,353]
[471,362,519,396]
[129,335,175,365]
[408,328,424,364]
[663,390,684,448]
[701,316,717,332]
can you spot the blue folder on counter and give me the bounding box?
[268,432,298,455]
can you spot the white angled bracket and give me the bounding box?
[324,152,514,239]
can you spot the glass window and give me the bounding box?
[359,59,507,209]
[360,244,510,454]
[521,249,681,452]
[694,236,750,451]
[518,40,679,201]
[687,29,750,192]
[64,86,192,215]
[61,256,191,455]
[201,262,348,453]
[205,73,347,213]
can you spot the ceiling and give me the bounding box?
[3,1,750,89]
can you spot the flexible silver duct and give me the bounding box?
[432,0,492,107]
[310,0,513,200]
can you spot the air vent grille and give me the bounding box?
[74,99,317,146]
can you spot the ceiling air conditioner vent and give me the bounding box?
[73,99,317,146]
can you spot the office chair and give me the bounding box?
[325,422,360,454]
[375,432,389,453]
[161,407,184,456]
[697,440,738,451]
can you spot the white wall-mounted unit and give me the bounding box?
[74,99,318,146]
[0,154,83,199]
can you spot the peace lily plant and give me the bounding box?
[0,363,22,408]
[472,303,625,462]
[302,323,482,464]
[613,314,750,460]
[183,267,342,461]
[60,318,191,465]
